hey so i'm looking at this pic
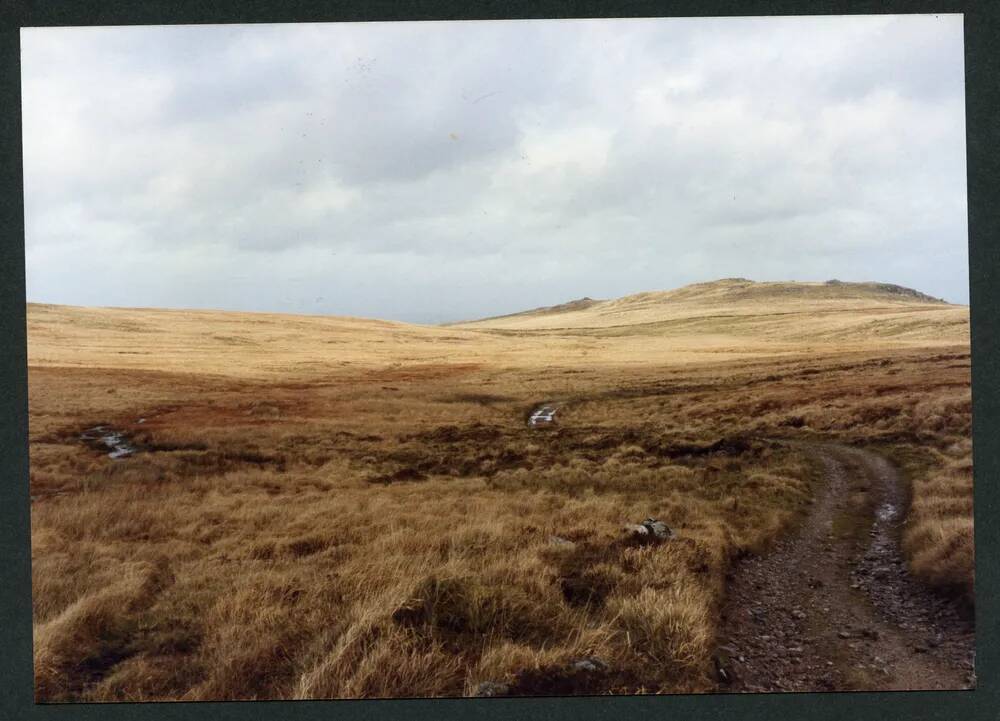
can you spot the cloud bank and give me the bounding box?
[22,15,968,322]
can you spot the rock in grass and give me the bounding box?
[622,524,650,542]
[570,657,609,673]
[622,517,674,545]
[473,681,509,697]
[642,518,673,539]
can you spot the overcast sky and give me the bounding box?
[21,15,968,323]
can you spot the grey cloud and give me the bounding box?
[21,15,969,322]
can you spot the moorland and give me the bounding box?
[27,278,974,700]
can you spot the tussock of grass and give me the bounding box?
[34,556,174,701]
[900,441,974,594]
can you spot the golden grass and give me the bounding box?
[897,439,974,594]
[26,279,973,700]
[27,279,967,379]
[453,278,966,340]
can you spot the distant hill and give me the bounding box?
[459,297,605,325]
[451,278,956,332]
[26,279,968,379]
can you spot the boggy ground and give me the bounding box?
[28,350,973,701]
[26,286,974,701]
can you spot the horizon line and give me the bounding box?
[24,277,967,327]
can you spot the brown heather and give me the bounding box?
[26,278,972,700]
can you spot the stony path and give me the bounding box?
[716,442,975,692]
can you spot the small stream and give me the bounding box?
[528,405,557,427]
[80,426,138,459]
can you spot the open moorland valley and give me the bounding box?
[27,278,974,700]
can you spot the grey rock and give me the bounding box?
[642,518,674,539]
[622,517,674,545]
[474,681,509,697]
[622,523,651,541]
[570,656,609,673]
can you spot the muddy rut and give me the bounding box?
[717,442,974,692]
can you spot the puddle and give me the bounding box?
[80,426,139,459]
[876,502,899,522]
[529,405,557,427]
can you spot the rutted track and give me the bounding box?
[716,442,974,692]
[523,397,973,690]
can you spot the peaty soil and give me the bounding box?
[716,442,974,692]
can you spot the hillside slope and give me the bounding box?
[26,279,968,379]
[451,278,967,344]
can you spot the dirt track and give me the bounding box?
[716,442,975,692]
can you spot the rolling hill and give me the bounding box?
[26,279,968,380]
[450,278,967,343]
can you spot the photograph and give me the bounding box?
[20,14,974,702]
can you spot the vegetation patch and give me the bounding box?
[25,294,972,700]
